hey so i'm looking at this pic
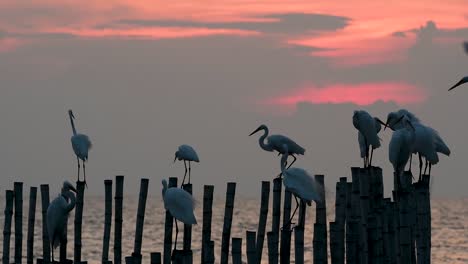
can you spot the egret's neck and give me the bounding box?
[62,191,76,213]
[69,113,77,135]
[258,127,274,152]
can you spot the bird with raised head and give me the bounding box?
[174,144,199,186]
[68,109,92,187]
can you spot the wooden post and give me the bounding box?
[114,175,125,264]
[368,214,382,264]
[329,222,339,264]
[220,182,236,264]
[358,168,370,264]
[256,181,270,264]
[2,190,14,264]
[335,177,347,264]
[421,175,431,264]
[201,185,214,264]
[150,252,161,264]
[392,191,400,264]
[269,178,282,264]
[246,231,257,264]
[350,168,362,264]
[280,188,292,264]
[313,174,327,264]
[27,187,37,264]
[383,198,396,264]
[14,182,23,264]
[398,172,412,264]
[294,201,306,264]
[267,232,278,264]
[182,183,193,252]
[163,177,177,264]
[345,181,357,264]
[74,181,86,263]
[102,180,113,263]
[40,184,51,264]
[232,237,242,264]
[132,178,149,264]
[203,241,215,264]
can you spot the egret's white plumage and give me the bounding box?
[250,124,305,170]
[47,181,77,262]
[174,144,199,185]
[353,111,384,167]
[162,179,196,258]
[69,110,92,185]
[279,144,320,228]
[389,120,415,179]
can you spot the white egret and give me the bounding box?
[448,76,468,91]
[47,181,77,262]
[279,144,321,229]
[162,179,197,259]
[389,120,415,187]
[68,110,92,187]
[353,110,385,167]
[174,144,200,185]
[249,124,305,171]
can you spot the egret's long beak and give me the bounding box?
[70,186,77,193]
[375,118,386,127]
[249,127,261,136]
[70,111,75,119]
[448,79,465,91]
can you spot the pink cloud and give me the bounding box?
[261,82,426,111]
[0,38,22,53]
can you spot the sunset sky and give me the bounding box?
[0,0,467,197]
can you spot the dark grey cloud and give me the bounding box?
[392,31,406,37]
[108,13,350,34]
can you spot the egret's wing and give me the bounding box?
[358,132,366,158]
[179,145,199,162]
[284,168,321,202]
[165,188,197,224]
[268,135,305,154]
[71,134,92,159]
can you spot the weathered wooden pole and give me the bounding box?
[383,198,396,264]
[40,184,51,264]
[201,185,214,264]
[220,182,236,264]
[329,222,339,264]
[182,183,193,255]
[26,187,37,264]
[368,214,383,264]
[256,181,270,264]
[345,181,357,264]
[14,182,23,264]
[334,177,347,264]
[421,174,431,264]
[392,191,400,264]
[203,241,215,264]
[313,174,327,264]
[294,201,306,264]
[398,172,412,264]
[2,190,14,264]
[114,175,125,264]
[280,188,292,264]
[358,168,369,264]
[163,177,177,264]
[102,180,113,263]
[132,178,149,264]
[267,232,279,264]
[150,252,162,264]
[246,231,257,264]
[74,181,86,263]
[232,237,242,264]
[272,178,282,235]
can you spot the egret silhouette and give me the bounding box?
[353,110,385,167]
[174,144,199,185]
[68,110,92,187]
[389,120,415,188]
[47,181,77,263]
[162,179,197,259]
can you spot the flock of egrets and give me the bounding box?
[44,42,466,262]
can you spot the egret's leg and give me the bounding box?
[418,153,423,181]
[172,219,179,260]
[182,160,187,186]
[423,159,429,176]
[286,155,297,169]
[83,162,88,188]
[188,161,192,184]
[369,148,374,168]
[77,157,81,182]
[282,196,300,230]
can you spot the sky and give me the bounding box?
[0,0,467,198]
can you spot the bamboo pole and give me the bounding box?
[102,180,113,263]
[267,232,278,264]
[40,184,51,264]
[74,181,86,263]
[256,181,270,264]
[392,191,400,264]
[272,178,282,236]
[351,168,361,264]
[26,187,37,264]
[280,188,292,264]
[421,175,431,264]
[335,177,347,264]
[398,172,412,264]
[232,237,242,264]
[2,190,14,264]
[60,214,68,263]
[203,241,215,264]
[14,182,23,264]
[132,178,149,264]
[246,231,257,264]
[201,185,214,264]
[114,175,125,264]
[368,214,382,264]
[329,222,339,264]
[163,177,177,264]
[150,252,161,264]
[345,181,357,264]
[358,168,369,264]
[220,182,236,264]
[294,201,306,264]
[182,183,193,252]
[313,174,327,264]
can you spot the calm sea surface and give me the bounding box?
[0,195,466,263]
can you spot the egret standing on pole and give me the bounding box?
[47,181,77,263]
[68,110,92,187]
[249,124,305,172]
[389,119,415,187]
[174,144,199,186]
[352,110,385,168]
[161,179,197,259]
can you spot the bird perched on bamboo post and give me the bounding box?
[279,144,321,229]
[249,124,305,175]
[68,110,92,187]
[389,119,416,188]
[161,179,197,260]
[47,181,77,263]
[352,110,385,168]
[174,144,200,186]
